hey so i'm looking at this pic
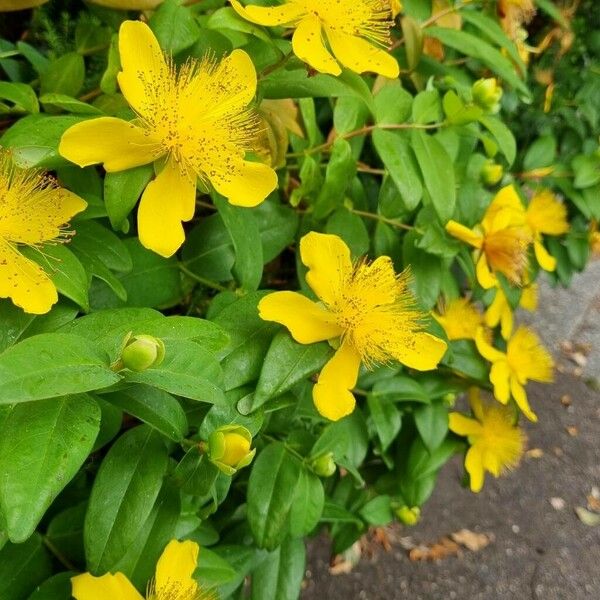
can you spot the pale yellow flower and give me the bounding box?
[0,150,86,314]
[433,297,483,341]
[449,388,525,492]
[259,232,447,421]
[230,0,400,78]
[60,21,277,258]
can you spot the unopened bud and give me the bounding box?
[120,334,165,372]
[310,452,337,477]
[395,505,421,525]
[208,425,256,475]
[480,160,504,186]
[472,78,503,114]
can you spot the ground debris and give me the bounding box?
[526,447,544,458]
[407,529,493,561]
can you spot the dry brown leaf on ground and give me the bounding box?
[526,448,544,458]
[409,537,461,561]
[566,426,579,436]
[575,507,600,527]
[329,541,362,575]
[451,529,493,552]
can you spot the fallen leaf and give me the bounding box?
[575,507,600,527]
[372,527,392,552]
[526,448,544,458]
[409,537,461,561]
[560,394,572,407]
[587,495,600,512]
[550,497,566,510]
[329,541,362,575]
[451,529,492,551]
[566,426,578,437]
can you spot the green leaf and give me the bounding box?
[247,442,302,550]
[212,291,279,390]
[0,300,35,353]
[150,0,202,54]
[174,449,219,496]
[39,93,103,115]
[412,90,442,124]
[289,470,324,538]
[325,208,370,256]
[214,195,264,291]
[85,426,169,574]
[572,154,600,189]
[195,547,237,588]
[478,116,517,166]
[27,572,74,600]
[40,53,85,97]
[0,333,119,404]
[251,537,305,600]
[367,394,402,451]
[359,495,393,526]
[104,165,154,232]
[46,503,87,567]
[124,339,225,405]
[0,534,51,600]
[0,81,38,113]
[0,394,100,542]
[414,401,449,452]
[523,135,557,171]
[410,129,456,223]
[372,129,423,210]
[0,114,88,169]
[104,385,188,441]
[250,331,332,411]
[374,80,413,124]
[370,376,430,404]
[426,27,529,97]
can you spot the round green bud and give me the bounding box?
[120,334,165,372]
[472,78,503,114]
[481,160,504,186]
[310,452,337,477]
[395,505,421,526]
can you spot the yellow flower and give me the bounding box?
[72,539,215,600]
[590,220,600,255]
[0,150,86,314]
[390,0,402,18]
[449,388,525,492]
[433,297,483,341]
[525,189,569,272]
[59,21,277,258]
[230,0,400,79]
[498,0,535,40]
[258,232,447,421]
[445,185,531,289]
[485,280,538,339]
[475,326,553,422]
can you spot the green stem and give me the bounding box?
[259,51,293,79]
[178,264,228,292]
[350,208,420,232]
[261,433,306,462]
[42,536,77,572]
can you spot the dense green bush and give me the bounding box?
[0,0,597,598]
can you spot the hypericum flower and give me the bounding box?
[72,539,215,600]
[526,189,569,272]
[258,232,447,421]
[484,281,537,339]
[446,185,531,289]
[472,78,503,114]
[433,297,483,341]
[59,20,277,258]
[207,425,256,475]
[480,160,504,186]
[498,0,535,40]
[0,150,86,314]
[230,0,400,79]
[475,326,553,422]
[449,388,525,492]
[390,0,402,18]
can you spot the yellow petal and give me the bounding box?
[211,159,278,208]
[507,326,554,383]
[292,16,341,76]
[483,184,525,232]
[445,220,483,248]
[468,387,484,421]
[448,412,483,437]
[230,0,305,26]
[117,20,168,117]
[465,446,485,493]
[299,232,353,306]
[258,291,344,343]
[510,376,537,422]
[391,331,447,371]
[71,573,143,600]
[59,117,160,172]
[0,240,57,315]
[475,254,497,289]
[313,341,361,421]
[474,327,506,363]
[526,190,569,236]
[325,28,400,79]
[490,360,511,404]
[137,158,196,257]
[533,238,556,271]
[155,539,199,596]
[519,283,538,311]
[484,288,513,340]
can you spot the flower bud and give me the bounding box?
[208,425,256,475]
[472,78,503,114]
[310,452,337,477]
[395,505,421,525]
[121,334,165,372]
[480,160,504,186]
